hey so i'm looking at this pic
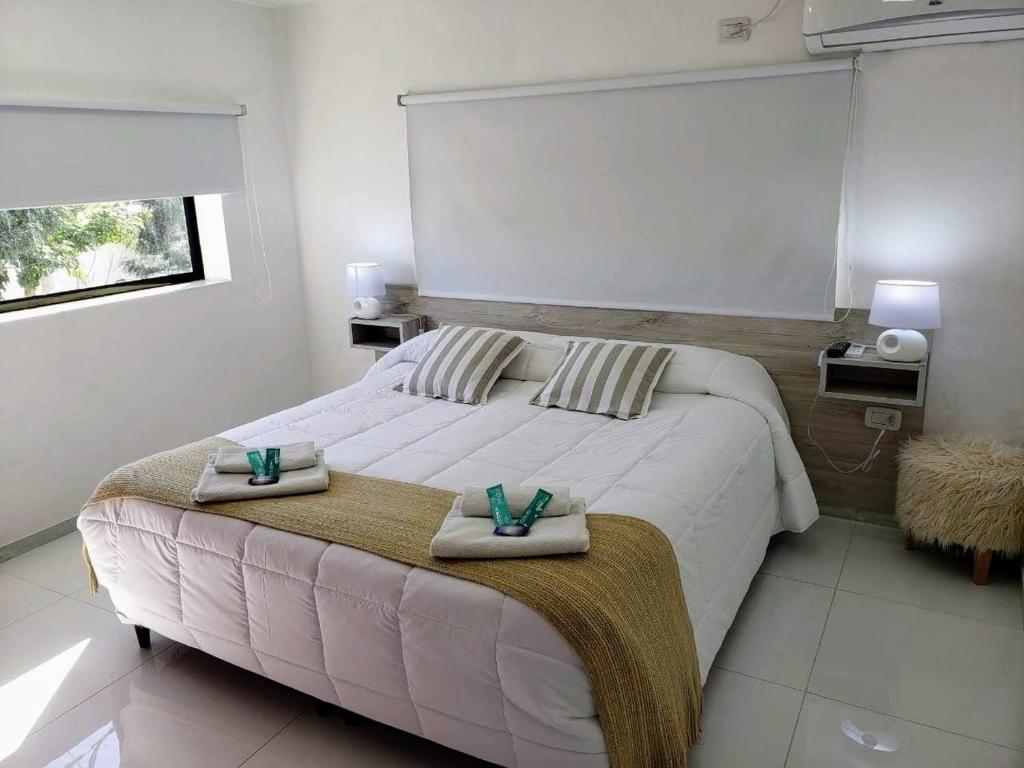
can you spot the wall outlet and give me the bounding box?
[865,406,902,431]
[719,17,752,43]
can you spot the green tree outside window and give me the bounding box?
[0,198,191,299]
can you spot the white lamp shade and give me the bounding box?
[345,262,385,298]
[868,280,941,330]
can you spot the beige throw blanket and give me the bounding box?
[82,436,702,767]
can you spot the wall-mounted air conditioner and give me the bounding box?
[804,0,1024,53]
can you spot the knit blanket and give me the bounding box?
[82,436,702,767]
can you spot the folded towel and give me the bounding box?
[213,442,317,474]
[459,485,571,518]
[431,496,589,558]
[192,451,329,503]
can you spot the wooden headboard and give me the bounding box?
[388,285,922,524]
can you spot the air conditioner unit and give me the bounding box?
[804,0,1024,53]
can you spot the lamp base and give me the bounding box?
[352,297,382,319]
[875,329,928,362]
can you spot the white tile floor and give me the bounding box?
[1,518,1021,767]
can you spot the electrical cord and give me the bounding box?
[739,3,859,322]
[752,0,787,27]
[827,55,862,323]
[739,0,858,322]
[806,391,887,474]
[238,116,274,303]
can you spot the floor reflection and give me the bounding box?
[45,721,118,768]
[0,639,90,761]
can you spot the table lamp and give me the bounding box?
[346,262,386,319]
[868,280,940,362]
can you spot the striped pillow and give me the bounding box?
[531,340,674,420]
[395,326,526,405]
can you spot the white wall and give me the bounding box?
[0,0,311,546]
[840,43,1024,440]
[283,1,1023,442]
[282,0,812,391]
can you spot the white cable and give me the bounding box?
[752,0,787,27]
[806,391,886,474]
[237,117,274,303]
[828,55,861,323]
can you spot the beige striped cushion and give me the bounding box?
[395,326,527,405]
[530,340,674,420]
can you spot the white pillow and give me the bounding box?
[372,325,744,397]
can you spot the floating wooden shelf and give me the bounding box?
[819,347,927,407]
[349,314,423,358]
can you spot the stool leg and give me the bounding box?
[972,549,992,586]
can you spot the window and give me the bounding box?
[0,196,204,313]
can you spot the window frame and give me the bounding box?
[0,196,206,314]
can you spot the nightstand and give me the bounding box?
[818,347,927,407]
[349,314,424,360]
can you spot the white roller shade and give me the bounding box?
[0,100,245,210]
[405,62,854,320]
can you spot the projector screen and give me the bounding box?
[405,62,854,320]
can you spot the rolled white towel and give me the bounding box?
[460,485,571,518]
[213,442,317,474]
[431,497,589,559]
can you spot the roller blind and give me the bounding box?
[0,101,245,210]
[405,62,854,320]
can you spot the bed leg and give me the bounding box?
[972,549,992,586]
[134,625,151,649]
[313,700,366,725]
[339,707,367,726]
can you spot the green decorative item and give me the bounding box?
[265,447,281,478]
[486,484,513,527]
[246,450,267,477]
[516,489,554,530]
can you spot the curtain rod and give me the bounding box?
[398,58,854,107]
[0,94,246,116]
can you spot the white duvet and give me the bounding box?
[78,330,817,768]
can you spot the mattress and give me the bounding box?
[79,330,818,767]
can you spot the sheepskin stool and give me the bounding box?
[897,436,1024,585]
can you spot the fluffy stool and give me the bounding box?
[897,436,1024,585]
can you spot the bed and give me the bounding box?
[78,329,817,767]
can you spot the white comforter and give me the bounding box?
[78,330,817,768]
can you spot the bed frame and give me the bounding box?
[386,284,923,524]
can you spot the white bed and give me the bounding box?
[78,329,817,767]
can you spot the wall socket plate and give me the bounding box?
[719,17,752,43]
[865,406,902,431]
